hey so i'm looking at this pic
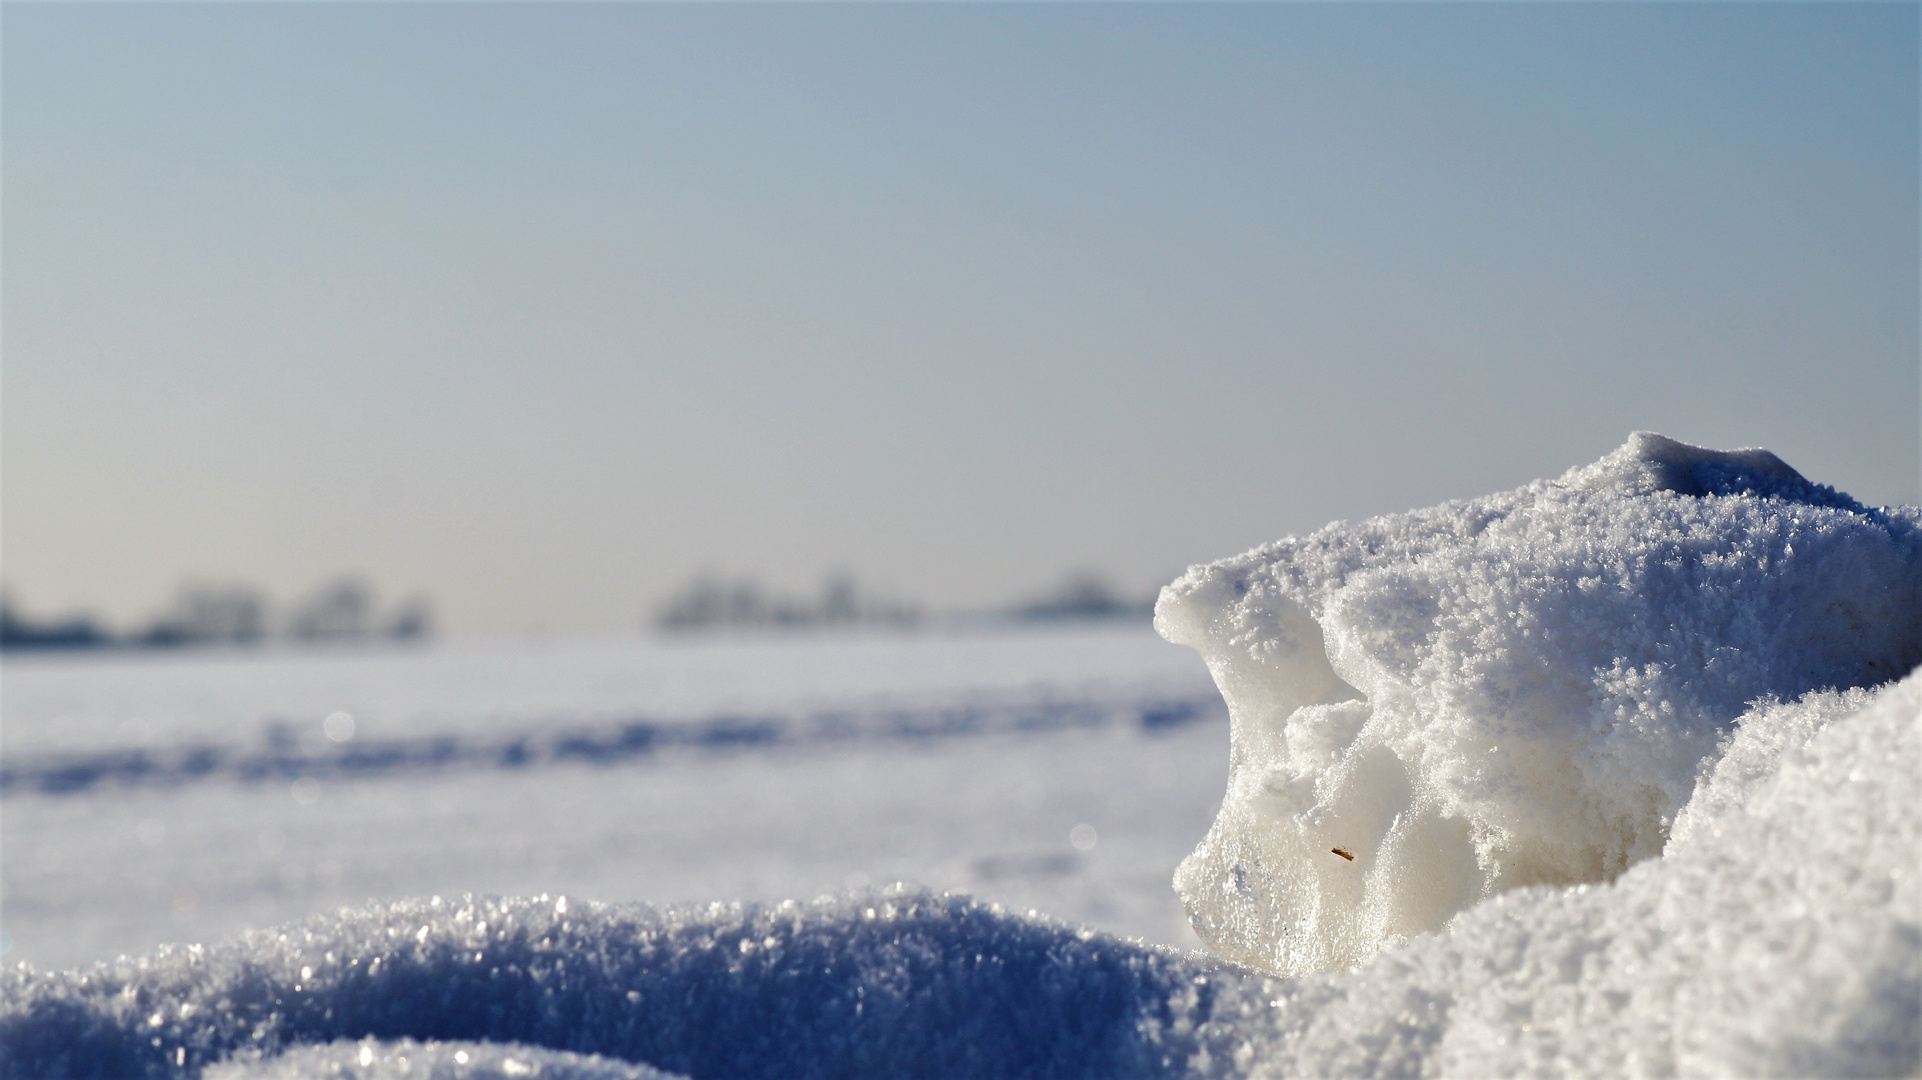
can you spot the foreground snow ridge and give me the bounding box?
[1157,432,1922,976]
[4,433,1916,1079]
[0,891,1212,1080]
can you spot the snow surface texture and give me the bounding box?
[2,626,1227,971]
[1,678,1916,1079]
[1179,672,1920,1079]
[0,890,1213,1080]
[206,1039,685,1080]
[1154,432,1922,975]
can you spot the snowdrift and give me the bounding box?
[1156,432,1921,974]
[1179,672,1919,1078]
[4,434,1916,1079]
[1,890,1211,1080]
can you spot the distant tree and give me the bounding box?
[286,577,375,641]
[657,576,766,631]
[1015,572,1151,621]
[141,582,268,646]
[385,595,434,641]
[653,572,919,633]
[0,591,112,650]
[820,571,859,625]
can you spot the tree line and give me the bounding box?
[0,577,432,651]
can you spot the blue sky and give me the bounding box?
[5,3,1917,636]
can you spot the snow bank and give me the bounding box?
[1176,671,1920,1078]
[0,890,1209,1080]
[1155,433,1922,974]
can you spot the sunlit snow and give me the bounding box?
[1157,430,1921,974]
[3,434,1916,1079]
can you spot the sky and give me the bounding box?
[3,3,1917,638]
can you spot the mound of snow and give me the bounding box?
[0,890,1209,1080]
[1155,432,1922,974]
[1175,671,1920,1078]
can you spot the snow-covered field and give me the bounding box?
[1,625,1228,971]
[3,434,1918,1079]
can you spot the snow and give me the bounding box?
[0,890,1211,1080]
[1,623,1219,759]
[3,433,1917,1079]
[3,672,1916,1079]
[1155,432,1921,975]
[1,624,1227,969]
[1177,673,1919,1078]
[208,1039,685,1080]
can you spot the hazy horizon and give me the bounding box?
[6,3,1916,637]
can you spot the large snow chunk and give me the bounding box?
[1156,432,1922,975]
[1176,671,1921,1079]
